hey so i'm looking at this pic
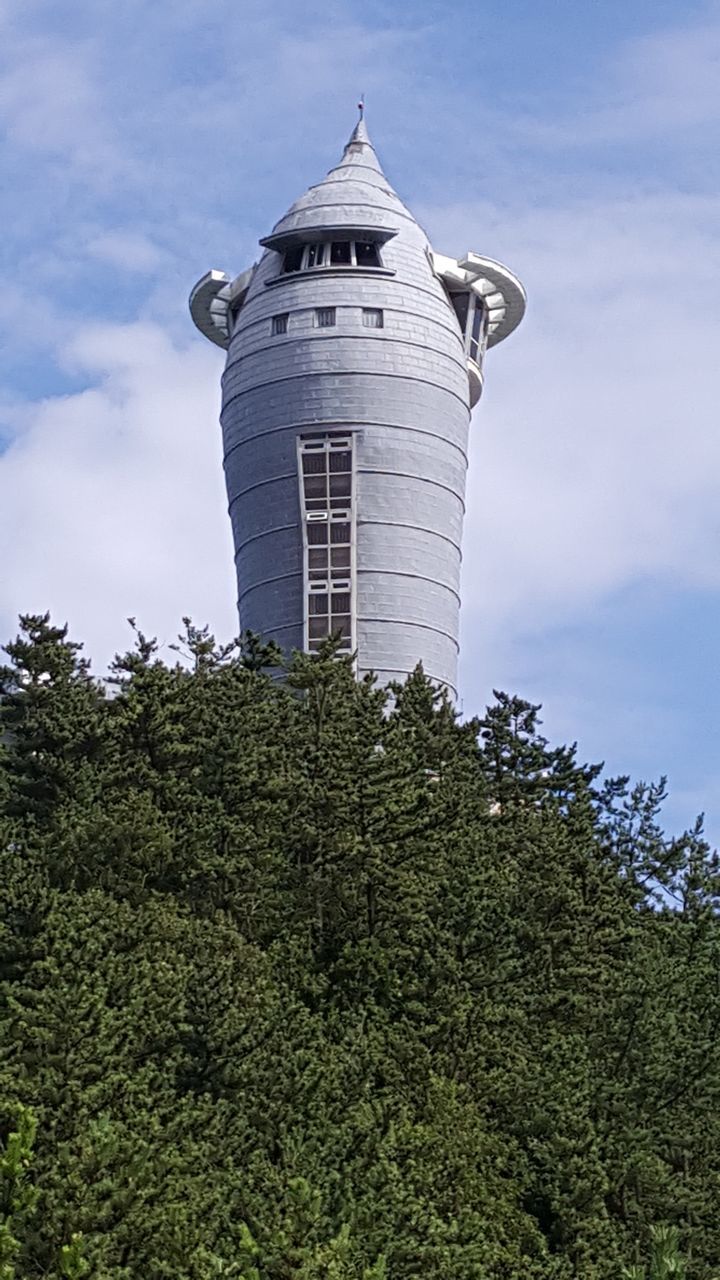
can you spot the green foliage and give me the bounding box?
[623,1224,688,1279]
[1,615,720,1277]
[0,1108,88,1280]
[0,1107,37,1280]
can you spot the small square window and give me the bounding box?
[362,308,383,329]
[302,452,326,475]
[283,247,303,273]
[329,450,351,472]
[331,546,350,568]
[307,524,328,545]
[329,474,351,498]
[330,241,351,265]
[331,593,351,614]
[330,522,351,544]
[271,313,288,336]
[309,617,330,639]
[355,242,381,268]
[309,593,329,616]
[309,548,328,569]
[303,474,327,500]
[316,308,336,328]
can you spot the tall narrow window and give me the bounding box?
[298,435,355,654]
[271,313,288,336]
[468,299,487,364]
[450,291,469,336]
[315,307,336,328]
[450,293,487,364]
[306,243,325,268]
[362,308,383,328]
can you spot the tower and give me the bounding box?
[190,117,525,698]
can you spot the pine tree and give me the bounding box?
[2,615,720,1277]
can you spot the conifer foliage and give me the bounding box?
[1,615,719,1278]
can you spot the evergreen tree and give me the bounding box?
[1,616,719,1277]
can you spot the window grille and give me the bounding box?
[362,308,383,329]
[271,313,288,336]
[298,434,355,654]
[315,308,336,328]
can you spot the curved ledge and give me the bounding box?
[260,224,399,251]
[432,250,526,348]
[189,264,256,348]
[221,420,469,467]
[264,265,395,288]
[221,367,472,415]
[357,616,460,652]
[356,665,458,699]
[468,360,483,408]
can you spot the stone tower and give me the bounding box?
[190,117,525,698]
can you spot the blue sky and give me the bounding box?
[2,0,720,841]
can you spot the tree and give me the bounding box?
[1,616,719,1277]
[623,1224,688,1279]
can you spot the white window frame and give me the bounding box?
[465,296,488,365]
[297,433,356,658]
[284,240,383,273]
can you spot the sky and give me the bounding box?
[1,0,719,841]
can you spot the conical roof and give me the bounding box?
[334,116,384,174]
[261,117,423,246]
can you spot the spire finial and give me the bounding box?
[343,103,374,158]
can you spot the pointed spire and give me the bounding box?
[346,116,371,148]
[263,108,409,244]
[339,101,382,173]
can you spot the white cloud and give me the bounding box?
[514,4,720,147]
[0,323,237,671]
[418,189,720,656]
[0,33,125,181]
[86,231,167,273]
[607,6,720,135]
